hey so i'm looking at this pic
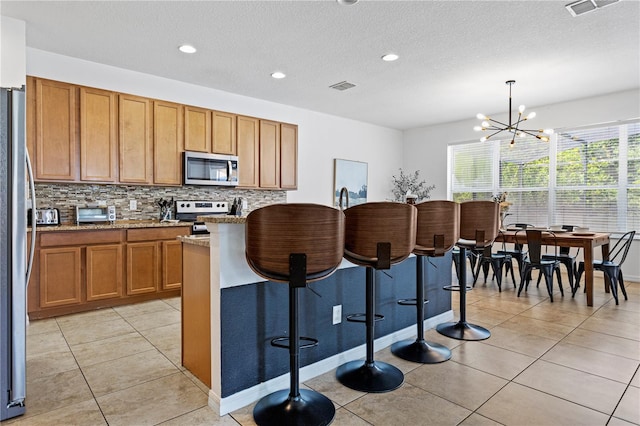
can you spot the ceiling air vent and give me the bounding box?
[329,81,356,91]
[565,0,619,17]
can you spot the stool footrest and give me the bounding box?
[397,298,429,306]
[443,285,472,292]
[270,336,318,350]
[346,313,384,323]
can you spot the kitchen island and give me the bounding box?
[181,215,453,415]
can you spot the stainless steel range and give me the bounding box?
[175,200,229,234]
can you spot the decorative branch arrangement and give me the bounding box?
[390,169,435,202]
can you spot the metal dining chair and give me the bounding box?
[574,230,636,305]
[517,229,563,302]
[539,225,579,293]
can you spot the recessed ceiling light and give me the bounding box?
[337,0,359,5]
[179,44,197,54]
[382,53,399,62]
[271,71,286,79]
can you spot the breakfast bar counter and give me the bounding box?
[183,214,453,415]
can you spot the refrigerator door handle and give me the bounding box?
[26,149,35,286]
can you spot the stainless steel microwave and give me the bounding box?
[183,151,239,186]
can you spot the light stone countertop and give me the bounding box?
[197,215,247,224]
[178,234,210,247]
[29,220,193,232]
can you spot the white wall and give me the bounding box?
[0,16,26,88]
[26,48,404,207]
[403,89,640,281]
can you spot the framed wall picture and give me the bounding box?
[333,159,368,208]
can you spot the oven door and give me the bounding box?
[184,151,238,186]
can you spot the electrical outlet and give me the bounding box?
[129,199,137,211]
[332,305,342,325]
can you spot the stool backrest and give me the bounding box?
[414,200,460,256]
[459,201,500,246]
[245,203,345,283]
[343,202,417,267]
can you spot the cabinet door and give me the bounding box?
[161,240,183,291]
[184,106,211,152]
[39,247,82,308]
[280,123,298,189]
[237,116,260,188]
[86,244,123,301]
[35,79,77,181]
[119,94,152,184]
[80,87,117,182]
[259,120,280,189]
[126,242,158,295]
[212,111,236,155]
[154,101,183,185]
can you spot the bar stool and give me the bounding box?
[392,200,458,364]
[337,201,416,392]
[437,200,498,341]
[245,203,345,426]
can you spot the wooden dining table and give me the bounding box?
[496,230,610,306]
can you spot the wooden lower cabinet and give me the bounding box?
[39,247,82,308]
[162,240,183,290]
[29,226,188,319]
[126,242,159,295]
[86,244,123,301]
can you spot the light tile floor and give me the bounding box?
[2,270,639,425]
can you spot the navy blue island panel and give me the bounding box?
[219,253,452,397]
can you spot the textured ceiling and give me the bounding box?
[2,0,639,130]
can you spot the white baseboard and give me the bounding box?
[210,309,454,416]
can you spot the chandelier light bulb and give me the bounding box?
[480,136,488,142]
[510,140,516,147]
[526,111,536,120]
[476,113,487,120]
[473,126,482,131]
[540,136,550,142]
[518,105,526,113]
[481,121,490,128]
[543,128,554,134]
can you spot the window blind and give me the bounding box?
[449,120,639,233]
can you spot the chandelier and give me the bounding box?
[474,80,553,146]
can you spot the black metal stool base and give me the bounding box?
[253,389,335,426]
[336,360,404,393]
[391,339,451,364]
[436,321,490,341]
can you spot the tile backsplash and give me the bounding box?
[34,183,286,224]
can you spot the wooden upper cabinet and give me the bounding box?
[280,123,298,190]
[259,120,280,189]
[26,77,36,173]
[184,106,211,153]
[212,111,236,155]
[80,87,117,182]
[119,94,152,184]
[154,101,183,185]
[237,116,260,188]
[35,79,78,181]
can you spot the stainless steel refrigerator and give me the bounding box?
[1,86,35,421]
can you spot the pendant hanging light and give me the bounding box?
[474,80,554,146]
